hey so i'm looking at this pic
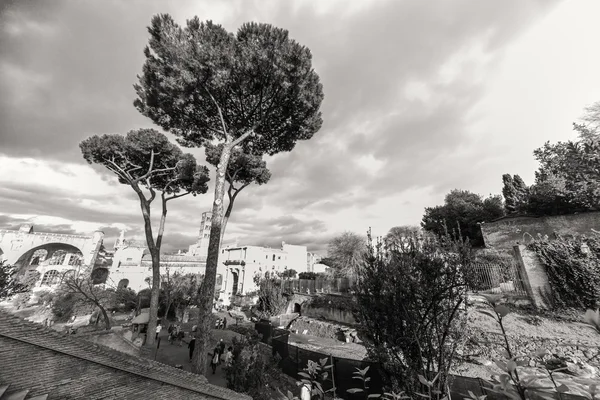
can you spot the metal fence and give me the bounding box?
[269,328,587,400]
[283,278,355,295]
[467,262,528,296]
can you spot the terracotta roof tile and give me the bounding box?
[0,310,250,400]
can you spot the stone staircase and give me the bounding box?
[0,384,48,400]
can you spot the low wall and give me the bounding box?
[303,305,356,325]
[481,212,600,252]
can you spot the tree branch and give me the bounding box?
[206,90,230,142]
[145,177,156,203]
[231,128,255,147]
[104,157,133,183]
[165,191,191,202]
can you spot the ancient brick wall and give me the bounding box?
[480,212,600,252]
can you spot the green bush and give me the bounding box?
[225,330,291,398]
[528,235,600,309]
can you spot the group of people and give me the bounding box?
[187,337,233,374]
[167,323,184,345]
[214,317,227,329]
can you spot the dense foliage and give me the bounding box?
[255,275,288,319]
[225,330,292,398]
[421,189,505,247]
[384,225,422,249]
[502,174,529,214]
[354,231,473,399]
[80,128,210,343]
[501,102,600,217]
[133,15,324,373]
[327,231,368,279]
[0,261,31,300]
[527,235,600,309]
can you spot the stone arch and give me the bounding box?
[14,243,85,272]
[293,302,302,315]
[41,270,60,286]
[117,279,129,289]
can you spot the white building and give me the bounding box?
[218,241,309,305]
[108,230,210,292]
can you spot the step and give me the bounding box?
[27,395,49,400]
[0,386,9,398]
[1,390,29,400]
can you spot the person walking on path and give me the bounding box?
[224,346,233,367]
[222,317,227,330]
[210,347,220,374]
[155,323,162,341]
[218,339,226,364]
[188,337,196,362]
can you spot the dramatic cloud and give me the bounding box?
[2,0,600,255]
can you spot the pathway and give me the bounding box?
[150,328,241,388]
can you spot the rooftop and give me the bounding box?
[0,310,250,400]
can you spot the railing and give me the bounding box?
[283,278,355,295]
[467,262,528,296]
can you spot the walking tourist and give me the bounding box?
[155,323,162,340]
[224,346,233,367]
[188,337,196,362]
[222,317,227,330]
[218,338,226,363]
[210,346,220,374]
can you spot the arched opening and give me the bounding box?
[231,271,239,296]
[48,250,67,265]
[91,267,109,284]
[29,249,48,265]
[13,243,85,274]
[117,279,129,289]
[293,303,302,315]
[41,270,60,286]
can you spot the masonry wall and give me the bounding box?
[0,336,212,399]
[480,211,600,251]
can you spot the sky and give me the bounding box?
[1,0,600,255]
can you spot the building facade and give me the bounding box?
[218,241,310,305]
[108,230,209,292]
[0,224,105,296]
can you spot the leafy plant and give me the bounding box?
[354,229,472,399]
[527,235,600,309]
[347,366,410,399]
[0,260,28,300]
[475,294,600,400]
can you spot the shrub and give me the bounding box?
[228,325,258,337]
[256,277,288,319]
[225,330,291,398]
[298,272,318,280]
[528,235,600,309]
[353,230,472,399]
[36,289,55,305]
[51,292,78,321]
[307,294,356,313]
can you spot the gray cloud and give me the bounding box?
[0,0,562,252]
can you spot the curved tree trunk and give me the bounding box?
[219,194,235,246]
[193,144,232,375]
[99,305,111,330]
[138,194,159,346]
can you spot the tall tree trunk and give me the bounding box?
[219,189,236,246]
[137,193,159,346]
[193,144,232,375]
[148,248,161,344]
[98,305,111,330]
